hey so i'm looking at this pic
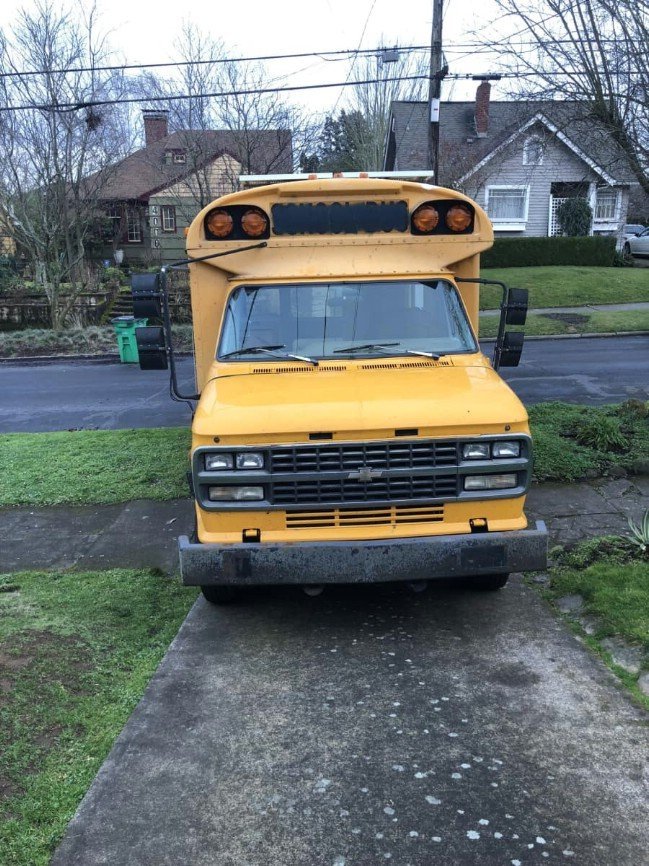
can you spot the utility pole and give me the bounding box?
[428,0,445,182]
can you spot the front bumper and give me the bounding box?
[178,521,547,586]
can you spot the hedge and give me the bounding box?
[481,236,616,268]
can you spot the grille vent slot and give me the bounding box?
[252,365,347,374]
[360,359,452,370]
[286,504,445,528]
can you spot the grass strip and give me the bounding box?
[0,427,191,506]
[0,569,197,866]
[539,538,649,710]
[479,308,649,338]
[0,403,646,507]
[479,265,649,310]
[528,401,649,482]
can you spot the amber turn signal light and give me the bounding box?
[412,204,440,233]
[206,209,233,238]
[446,204,472,232]
[241,208,268,238]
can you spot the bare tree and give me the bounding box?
[0,1,131,328]
[135,26,315,201]
[344,47,429,171]
[475,0,648,194]
[216,60,316,184]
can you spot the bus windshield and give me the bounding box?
[217,280,477,361]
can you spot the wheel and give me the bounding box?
[624,242,631,255]
[407,580,429,593]
[201,585,239,605]
[468,573,509,591]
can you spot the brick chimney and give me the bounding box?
[142,110,169,146]
[474,82,491,138]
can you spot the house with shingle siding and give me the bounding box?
[384,84,636,239]
[94,111,292,265]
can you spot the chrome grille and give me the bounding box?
[270,440,458,474]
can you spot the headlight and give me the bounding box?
[464,474,517,490]
[492,441,521,458]
[208,485,264,501]
[463,442,491,460]
[236,452,264,469]
[205,453,234,470]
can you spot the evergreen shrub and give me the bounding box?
[482,236,616,268]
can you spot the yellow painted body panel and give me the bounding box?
[183,178,531,550]
[197,498,528,544]
[185,179,492,391]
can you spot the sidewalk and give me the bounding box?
[3,476,648,575]
[479,301,649,317]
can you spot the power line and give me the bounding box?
[0,38,626,82]
[0,65,639,114]
[330,0,378,117]
[0,44,430,81]
[0,74,431,113]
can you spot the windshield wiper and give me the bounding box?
[221,344,319,366]
[333,342,441,360]
[333,342,401,354]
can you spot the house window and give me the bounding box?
[105,204,122,240]
[126,208,142,243]
[523,136,544,166]
[594,188,618,221]
[161,205,176,233]
[173,152,186,164]
[485,186,529,226]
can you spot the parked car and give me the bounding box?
[623,224,646,239]
[624,228,649,257]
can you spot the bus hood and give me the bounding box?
[193,362,528,438]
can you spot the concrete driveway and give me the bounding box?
[51,578,648,866]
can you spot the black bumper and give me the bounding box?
[178,522,547,586]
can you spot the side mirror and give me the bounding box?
[505,287,528,326]
[498,331,524,367]
[135,326,168,370]
[132,273,162,320]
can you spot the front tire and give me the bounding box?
[468,573,509,591]
[201,585,239,605]
[624,242,632,256]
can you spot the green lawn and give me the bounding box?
[0,427,191,506]
[529,401,649,483]
[0,403,647,508]
[544,538,649,710]
[479,308,649,338]
[479,266,649,310]
[0,569,197,866]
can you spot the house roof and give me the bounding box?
[95,129,293,201]
[387,99,636,186]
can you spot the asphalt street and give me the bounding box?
[51,580,648,866]
[1,336,648,432]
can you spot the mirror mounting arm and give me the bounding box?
[456,277,528,369]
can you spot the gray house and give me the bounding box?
[384,83,636,238]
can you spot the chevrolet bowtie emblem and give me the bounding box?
[349,467,383,482]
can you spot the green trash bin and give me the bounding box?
[112,316,148,363]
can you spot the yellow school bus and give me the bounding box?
[133,176,547,603]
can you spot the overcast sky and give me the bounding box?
[3,0,511,112]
